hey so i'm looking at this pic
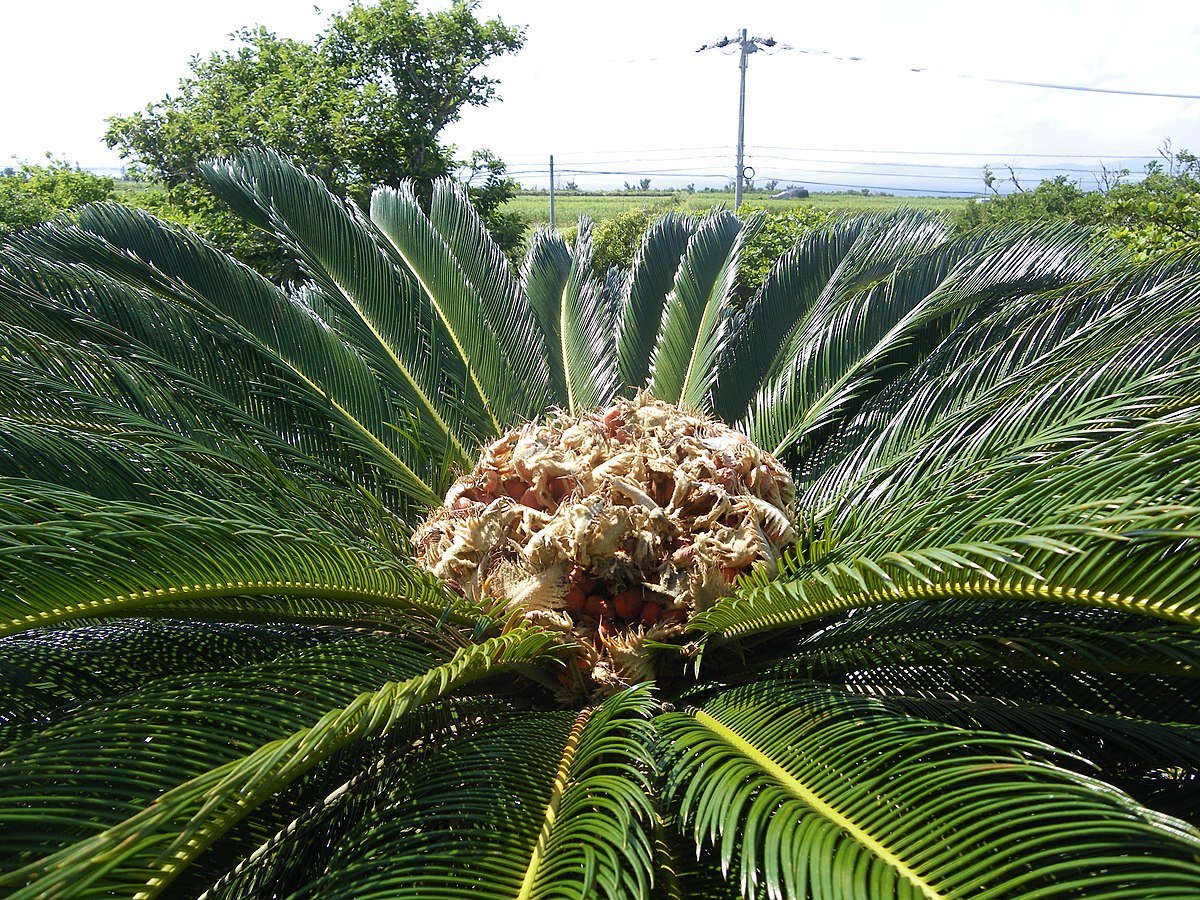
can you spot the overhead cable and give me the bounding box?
[775,44,1200,100]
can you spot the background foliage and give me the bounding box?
[103,0,525,277]
[560,202,830,302]
[955,144,1200,259]
[0,160,115,235]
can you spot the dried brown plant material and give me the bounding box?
[412,394,797,694]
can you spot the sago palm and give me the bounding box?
[1,149,1199,898]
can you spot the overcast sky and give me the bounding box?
[3,1,1198,194]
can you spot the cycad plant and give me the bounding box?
[1,149,1200,898]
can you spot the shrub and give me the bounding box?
[737,203,831,298]
[0,160,114,234]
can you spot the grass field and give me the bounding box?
[505,190,973,229]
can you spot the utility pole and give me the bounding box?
[699,30,777,209]
[549,155,556,229]
[735,28,749,210]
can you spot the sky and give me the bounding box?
[2,1,1199,195]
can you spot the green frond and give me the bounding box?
[802,259,1200,502]
[846,663,1200,727]
[775,600,1200,683]
[0,628,562,898]
[427,179,555,419]
[189,698,511,897]
[742,219,1107,460]
[617,211,699,391]
[0,619,369,724]
[134,594,491,638]
[810,643,1200,825]
[658,679,1200,900]
[3,148,1200,896]
[274,686,657,900]
[648,210,758,411]
[0,633,444,864]
[520,687,657,900]
[743,604,1200,767]
[555,219,620,413]
[880,692,1200,792]
[0,478,468,637]
[372,181,551,432]
[2,220,445,508]
[711,215,873,422]
[0,324,383,526]
[201,150,487,465]
[695,525,1200,640]
[521,226,576,405]
[770,604,1200,780]
[650,811,745,900]
[700,368,1200,639]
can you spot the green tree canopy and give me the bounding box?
[0,159,114,235]
[105,0,524,273]
[1106,148,1200,257]
[957,145,1200,259]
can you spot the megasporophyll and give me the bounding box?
[414,395,797,695]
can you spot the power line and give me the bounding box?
[506,154,734,167]
[504,162,1114,184]
[477,152,1153,194]
[501,145,733,160]
[506,168,732,178]
[496,164,981,195]
[953,73,1200,100]
[768,167,983,182]
[785,179,975,196]
[778,45,1200,100]
[485,44,1196,99]
[833,159,1115,180]
[537,152,1130,177]
[514,164,982,182]
[489,146,1164,166]
[750,154,1134,177]
[751,145,1160,159]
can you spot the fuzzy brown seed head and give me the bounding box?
[412,395,796,696]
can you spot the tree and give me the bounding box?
[0,158,114,234]
[105,0,524,274]
[459,148,527,263]
[3,150,1200,896]
[956,175,1105,232]
[981,164,999,195]
[1105,147,1200,258]
[957,145,1200,260]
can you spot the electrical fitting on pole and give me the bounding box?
[698,29,777,209]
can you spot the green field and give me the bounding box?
[505,190,972,229]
